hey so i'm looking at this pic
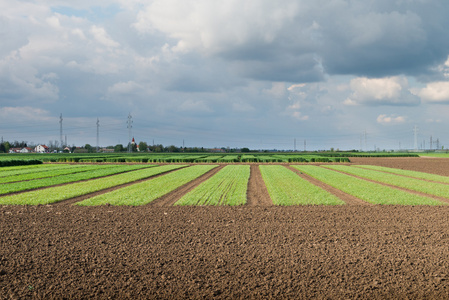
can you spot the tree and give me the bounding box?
[0,142,6,153]
[167,145,179,152]
[241,147,250,153]
[114,144,125,152]
[84,144,94,153]
[138,141,148,152]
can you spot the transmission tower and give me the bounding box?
[127,113,133,153]
[59,113,63,150]
[413,125,418,151]
[96,118,100,152]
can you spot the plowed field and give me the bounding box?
[2,157,449,299]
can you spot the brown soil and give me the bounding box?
[246,165,272,206]
[2,157,449,299]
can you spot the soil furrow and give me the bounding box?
[246,164,273,206]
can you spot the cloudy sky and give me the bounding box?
[1,0,449,151]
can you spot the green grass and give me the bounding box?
[0,165,186,205]
[77,165,217,206]
[294,165,444,205]
[175,165,250,206]
[260,165,344,205]
[325,165,449,199]
[0,165,154,195]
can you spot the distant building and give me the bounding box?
[20,147,33,153]
[8,148,22,153]
[34,145,49,153]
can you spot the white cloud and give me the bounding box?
[90,25,120,48]
[376,114,406,124]
[418,81,449,103]
[178,99,213,113]
[232,102,255,113]
[0,106,52,121]
[345,76,419,106]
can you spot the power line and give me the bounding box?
[127,113,133,153]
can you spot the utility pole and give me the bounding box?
[96,118,100,152]
[294,138,296,152]
[59,113,63,151]
[413,125,418,151]
[127,113,133,153]
[304,140,306,152]
[430,135,433,151]
[364,130,367,151]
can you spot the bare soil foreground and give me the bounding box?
[2,157,449,299]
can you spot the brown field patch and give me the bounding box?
[2,157,449,299]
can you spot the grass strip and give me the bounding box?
[0,165,114,184]
[77,165,217,206]
[0,165,154,195]
[354,165,449,184]
[175,165,249,206]
[294,165,444,205]
[260,165,344,205]
[325,165,449,200]
[0,165,186,205]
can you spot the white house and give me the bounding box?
[34,145,49,153]
[20,147,33,153]
[8,148,21,153]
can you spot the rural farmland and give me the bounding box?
[2,155,449,298]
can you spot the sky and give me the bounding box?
[1,0,449,151]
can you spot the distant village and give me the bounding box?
[0,138,247,154]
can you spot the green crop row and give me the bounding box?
[175,165,250,206]
[0,159,43,167]
[325,165,449,199]
[0,165,153,195]
[217,155,239,162]
[0,164,78,178]
[78,165,217,206]
[354,165,449,184]
[294,165,444,205]
[0,165,111,184]
[0,165,186,205]
[260,165,344,205]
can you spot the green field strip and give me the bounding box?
[0,165,186,205]
[324,165,449,200]
[0,165,155,195]
[77,165,217,206]
[294,165,445,205]
[175,165,250,206]
[0,165,117,184]
[353,165,449,184]
[260,165,344,205]
[0,164,81,178]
